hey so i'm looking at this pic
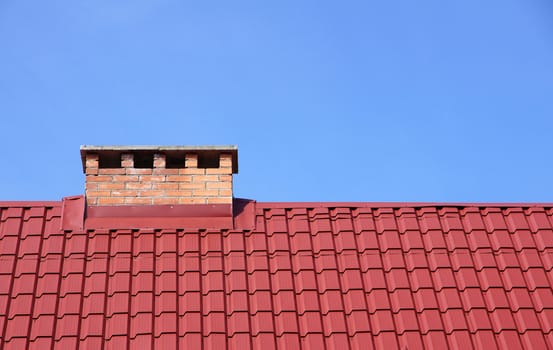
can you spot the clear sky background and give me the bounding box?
[1,1,552,203]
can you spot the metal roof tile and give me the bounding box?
[11,274,35,296]
[446,331,473,350]
[385,269,409,291]
[520,330,548,349]
[80,314,104,338]
[296,291,320,314]
[154,312,177,336]
[442,309,468,334]
[322,312,347,336]
[271,270,294,292]
[537,309,553,332]
[248,270,271,292]
[389,289,415,313]
[274,311,299,335]
[250,311,275,335]
[179,312,201,334]
[0,276,13,294]
[32,293,57,317]
[225,252,246,272]
[30,315,56,341]
[8,294,32,318]
[57,293,82,316]
[334,231,356,252]
[319,290,344,314]
[370,310,395,333]
[18,236,41,256]
[311,232,334,253]
[418,309,444,333]
[6,338,30,350]
[393,309,418,334]
[272,290,296,314]
[496,330,523,349]
[202,292,224,314]
[513,308,542,331]
[298,311,323,336]
[421,331,449,350]
[377,231,402,251]
[432,268,457,290]
[154,333,178,350]
[373,331,399,349]
[404,249,429,270]
[179,292,202,315]
[154,272,177,295]
[317,270,341,292]
[55,315,79,339]
[472,330,498,348]
[409,269,433,290]
[397,331,423,350]
[227,311,249,335]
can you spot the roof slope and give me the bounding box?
[1,201,553,349]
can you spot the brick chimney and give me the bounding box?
[80,146,238,206]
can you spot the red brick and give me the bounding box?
[111,190,139,197]
[185,154,198,167]
[154,154,166,168]
[151,183,179,190]
[205,168,233,175]
[126,182,152,190]
[152,197,179,205]
[218,189,233,196]
[113,175,139,182]
[139,190,166,197]
[180,183,205,190]
[179,197,206,204]
[86,154,99,167]
[96,197,126,205]
[86,183,98,190]
[86,191,111,197]
[220,153,233,167]
[152,168,179,175]
[166,176,193,182]
[126,168,152,175]
[181,168,206,175]
[193,189,219,197]
[166,190,193,197]
[207,197,232,204]
[124,197,152,205]
[121,154,134,168]
[139,175,165,182]
[97,183,125,190]
[206,182,232,189]
[193,175,220,182]
[87,175,113,183]
[98,168,126,175]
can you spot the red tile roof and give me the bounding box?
[1,199,553,349]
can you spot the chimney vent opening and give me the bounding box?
[166,153,186,169]
[133,152,154,168]
[98,153,121,168]
[198,153,220,169]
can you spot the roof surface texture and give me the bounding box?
[1,200,553,349]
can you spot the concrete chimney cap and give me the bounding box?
[80,145,238,173]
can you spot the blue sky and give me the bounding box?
[1,1,552,202]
